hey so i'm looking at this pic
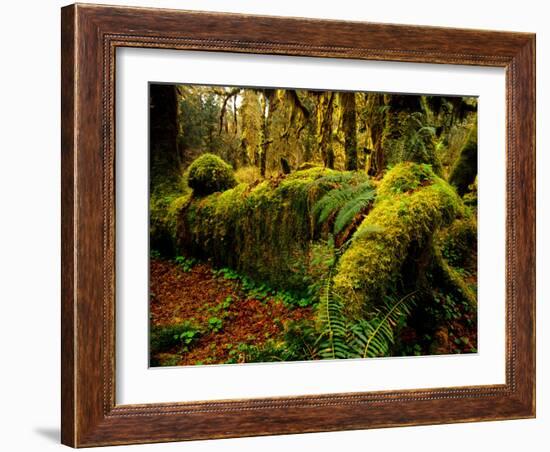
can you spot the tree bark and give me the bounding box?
[317,93,335,169]
[149,84,179,186]
[365,94,387,177]
[449,125,478,196]
[341,92,358,170]
[259,90,277,177]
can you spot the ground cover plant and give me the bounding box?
[149,84,478,366]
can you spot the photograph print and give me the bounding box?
[148,83,478,367]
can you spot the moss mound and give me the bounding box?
[333,162,466,316]
[187,153,237,196]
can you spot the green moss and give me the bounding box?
[437,216,477,268]
[296,161,322,171]
[150,193,192,256]
[333,163,465,316]
[187,153,237,196]
[432,247,477,308]
[449,126,477,197]
[178,168,370,292]
[377,162,435,197]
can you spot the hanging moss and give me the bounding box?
[187,153,237,196]
[332,162,466,317]
[462,176,478,208]
[150,193,192,256]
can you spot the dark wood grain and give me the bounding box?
[60,5,76,447]
[61,3,536,447]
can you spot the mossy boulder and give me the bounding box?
[333,162,466,316]
[187,153,237,196]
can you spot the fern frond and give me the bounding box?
[313,181,375,235]
[348,292,417,358]
[333,186,376,234]
[315,271,352,359]
[314,266,417,360]
[313,185,357,225]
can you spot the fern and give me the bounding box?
[315,271,352,359]
[313,181,375,235]
[313,185,357,225]
[315,277,417,359]
[333,187,376,234]
[348,292,417,358]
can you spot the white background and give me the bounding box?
[117,49,506,404]
[0,0,546,451]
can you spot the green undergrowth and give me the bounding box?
[437,216,477,269]
[214,267,317,308]
[149,320,202,365]
[225,319,319,364]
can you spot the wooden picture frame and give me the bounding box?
[61,3,535,447]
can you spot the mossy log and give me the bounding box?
[168,158,474,318]
[177,166,369,291]
[332,163,468,316]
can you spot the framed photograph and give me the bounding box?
[61,3,535,447]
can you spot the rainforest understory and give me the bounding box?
[149,84,478,366]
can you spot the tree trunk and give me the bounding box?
[317,93,335,169]
[149,84,179,187]
[259,90,277,177]
[449,125,478,196]
[364,93,387,177]
[341,92,358,170]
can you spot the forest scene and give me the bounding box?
[149,83,478,367]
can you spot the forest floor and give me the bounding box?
[149,254,478,367]
[149,258,314,366]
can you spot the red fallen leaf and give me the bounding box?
[149,258,314,366]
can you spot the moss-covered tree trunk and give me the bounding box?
[149,84,180,188]
[317,92,335,169]
[332,163,467,317]
[341,92,358,171]
[365,94,387,177]
[149,84,182,256]
[259,90,277,177]
[449,125,478,196]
